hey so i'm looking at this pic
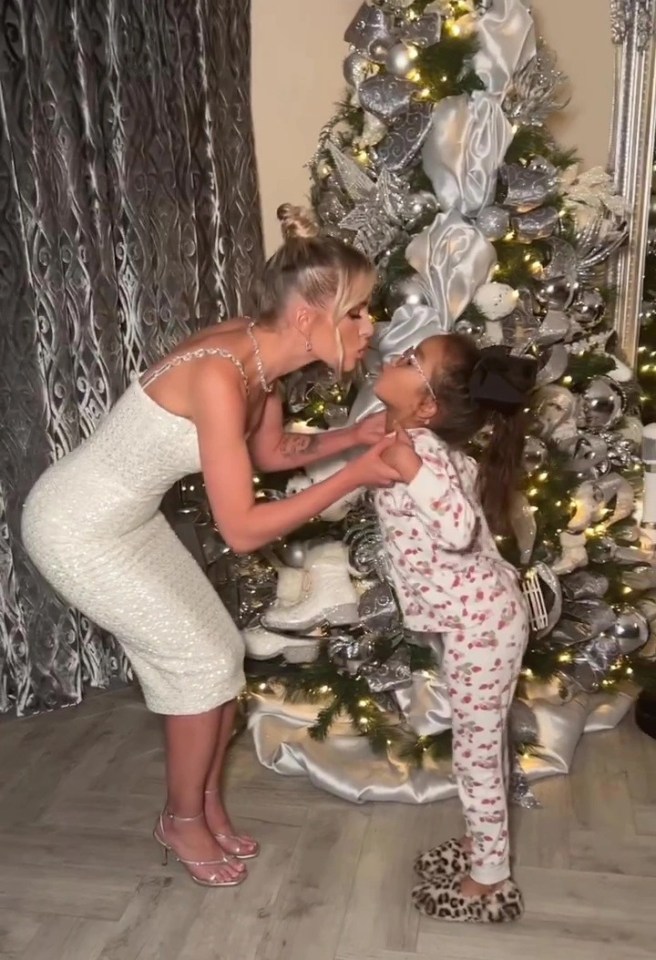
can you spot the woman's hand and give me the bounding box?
[381,426,422,484]
[351,411,387,447]
[347,435,402,488]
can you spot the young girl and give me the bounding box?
[373,333,537,923]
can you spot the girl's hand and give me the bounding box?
[351,411,387,447]
[381,426,422,484]
[348,435,402,488]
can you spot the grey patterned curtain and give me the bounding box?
[0,0,263,716]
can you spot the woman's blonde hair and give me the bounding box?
[257,204,375,324]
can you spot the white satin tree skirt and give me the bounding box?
[248,686,633,804]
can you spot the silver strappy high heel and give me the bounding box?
[153,811,247,887]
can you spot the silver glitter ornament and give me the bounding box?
[385,41,418,77]
[582,377,626,430]
[476,205,511,240]
[569,289,606,330]
[575,217,628,284]
[328,143,417,259]
[504,47,569,128]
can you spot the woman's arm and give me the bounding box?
[192,372,398,554]
[248,390,385,472]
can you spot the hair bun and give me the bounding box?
[277,203,320,241]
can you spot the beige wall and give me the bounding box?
[251,0,615,255]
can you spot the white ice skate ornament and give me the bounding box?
[567,474,635,535]
[243,624,323,663]
[552,530,588,575]
[263,542,359,632]
[285,456,365,522]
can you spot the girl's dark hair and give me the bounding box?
[427,333,530,536]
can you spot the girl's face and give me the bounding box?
[374,337,444,425]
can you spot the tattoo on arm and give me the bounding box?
[279,434,320,458]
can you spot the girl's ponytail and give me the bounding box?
[468,345,537,536]
[476,408,528,536]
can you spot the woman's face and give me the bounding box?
[307,272,376,374]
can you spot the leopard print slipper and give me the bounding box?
[412,875,524,923]
[414,838,471,881]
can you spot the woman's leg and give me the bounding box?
[203,699,259,856]
[159,706,245,882]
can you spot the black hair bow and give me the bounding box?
[469,346,537,413]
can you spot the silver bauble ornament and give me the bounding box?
[370,39,391,62]
[522,436,548,473]
[273,540,308,569]
[454,313,486,337]
[570,289,606,330]
[582,377,626,430]
[610,605,649,654]
[476,205,510,241]
[406,190,439,229]
[535,276,578,311]
[385,41,418,78]
[386,275,430,314]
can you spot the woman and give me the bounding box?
[21,205,399,888]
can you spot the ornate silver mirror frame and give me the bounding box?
[610,0,656,365]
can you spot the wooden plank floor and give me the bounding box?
[1,687,656,960]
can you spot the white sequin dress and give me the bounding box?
[21,351,246,715]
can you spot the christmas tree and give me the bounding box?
[184,0,656,788]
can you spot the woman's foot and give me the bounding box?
[204,789,260,860]
[414,835,472,881]
[412,873,524,923]
[154,811,247,887]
